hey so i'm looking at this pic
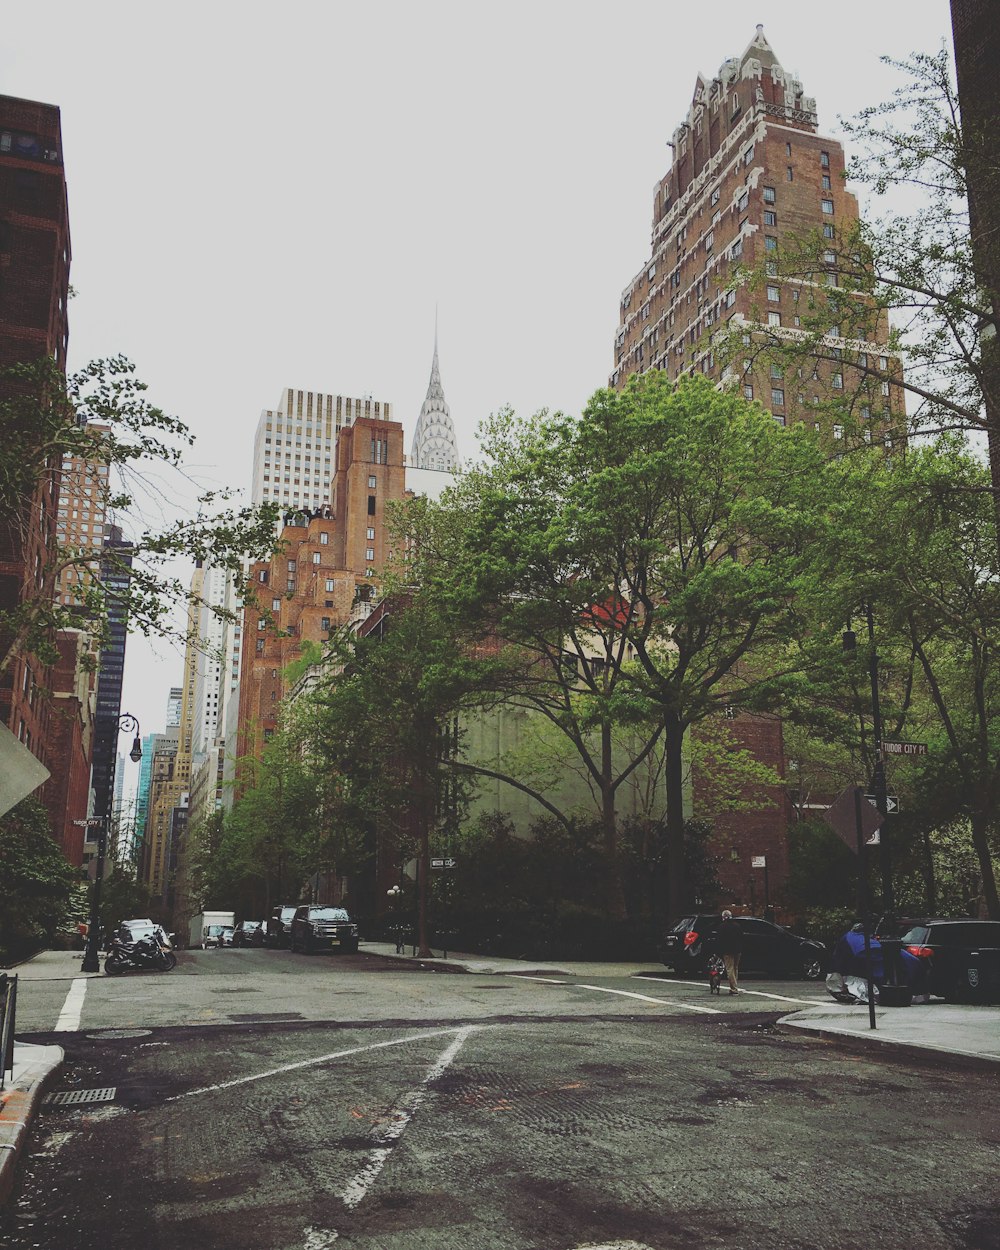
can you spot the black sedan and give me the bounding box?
[663,913,826,980]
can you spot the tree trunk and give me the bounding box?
[663,711,687,921]
[601,720,627,921]
[969,809,1000,919]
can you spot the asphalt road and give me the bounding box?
[3,948,998,1250]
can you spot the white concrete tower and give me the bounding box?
[410,322,459,472]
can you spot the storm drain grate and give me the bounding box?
[45,1087,117,1107]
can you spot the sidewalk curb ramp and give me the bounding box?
[0,1045,64,1206]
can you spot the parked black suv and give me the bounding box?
[290,905,359,955]
[265,905,298,949]
[897,918,1000,1003]
[663,914,826,980]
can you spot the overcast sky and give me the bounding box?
[3,0,954,753]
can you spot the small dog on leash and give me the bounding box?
[707,959,724,995]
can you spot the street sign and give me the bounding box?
[73,818,104,827]
[864,794,900,814]
[751,856,766,868]
[881,740,927,756]
[430,858,456,869]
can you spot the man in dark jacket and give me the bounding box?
[716,910,744,995]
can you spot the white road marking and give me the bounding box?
[341,1025,475,1210]
[509,976,568,984]
[573,1243,656,1249]
[166,1026,474,1101]
[575,983,721,1015]
[636,975,819,1006]
[302,1227,338,1247]
[54,978,88,1031]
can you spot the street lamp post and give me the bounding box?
[80,714,142,974]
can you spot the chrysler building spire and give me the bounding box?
[410,319,459,472]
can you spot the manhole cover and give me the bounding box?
[85,1029,152,1039]
[45,1087,117,1106]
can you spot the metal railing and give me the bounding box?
[0,973,17,1091]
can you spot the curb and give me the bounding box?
[776,1018,1000,1072]
[0,1045,64,1207]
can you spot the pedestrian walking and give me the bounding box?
[716,910,744,995]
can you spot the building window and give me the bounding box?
[743,143,754,165]
[704,230,714,252]
[368,475,377,488]
[765,260,778,276]
[767,311,781,327]
[366,527,375,540]
[881,380,890,396]
[822,174,832,190]
[820,150,830,168]
[823,223,835,240]
[312,552,321,564]
[321,617,330,631]
[765,236,778,252]
[271,598,281,611]
[368,496,376,516]
[861,406,871,420]
[770,364,783,379]
[325,578,335,592]
[366,547,375,561]
[763,186,776,204]
[319,532,329,544]
[786,165,793,181]
[832,372,844,389]
[771,388,785,407]
[786,141,792,156]
[773,413,786,427]
[738,191,749,212]
[710,186,720,205]
[821,199,834,215]
[744,384,754,400]
[763,210,776,226]
[767,285,780,302]
[834,424,844,440]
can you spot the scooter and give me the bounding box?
[104,930,177,975]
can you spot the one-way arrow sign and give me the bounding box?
[864,794,900,814]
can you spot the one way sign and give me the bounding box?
[864,794,900,814]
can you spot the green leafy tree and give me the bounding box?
[440,373,835,919]
[0,354,280,677]
[0,798,75,960]
[301,591,504,956]
[804,438,1000,917]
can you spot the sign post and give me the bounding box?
[751,856,769,914]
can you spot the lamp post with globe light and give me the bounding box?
[80,714,142,973]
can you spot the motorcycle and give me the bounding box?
[104,929,177,975]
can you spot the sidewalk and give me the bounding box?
[0,1041,63,1205]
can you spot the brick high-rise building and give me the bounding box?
[236,416,409,772]
[611,26,897,442]
[0,95,71,795]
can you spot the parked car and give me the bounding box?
[202,923,234,948]
[662,914,826,980]
[290,905,359,955]
[116,919,174,949]
[232,920,265,948]
[265,905,298,948]
[894,918,1000,1003]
